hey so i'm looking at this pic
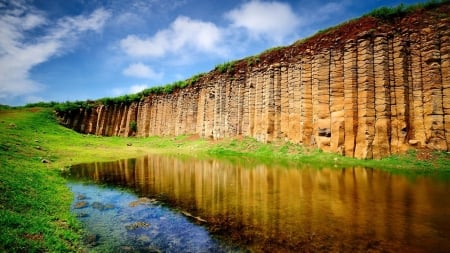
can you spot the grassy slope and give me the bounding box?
[0,108,82,252]
[1,108,449,252]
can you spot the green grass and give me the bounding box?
[0,109,83,252]
[1,107,450,252]
[215,61,236,73]
[0,108,181,252]
[206,137,450,175]
[246,55,261,67]
[366,0,448,20]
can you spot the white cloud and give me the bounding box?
[120,34,166,58]
[129,84,147,93]
[45,8,110,47]
[0,3,110,104]
[65,9,109,32]
[112,84,148,96]
[120,16,223,58]
[114,12,145,27]
[22,13,47,30]
[225,0,301,43]
[122,62,162,79]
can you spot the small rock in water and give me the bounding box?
[85,234,99,247]
[181,211,207,223]
[76,212,89,218]
[74,201,89,209]
[128,197,157,207]
[125,221,150,231]
[137,235,151,243]
[92,201,114,211]
[77,194,87,200]
[120,246,133,252]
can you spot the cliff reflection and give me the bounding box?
[70,155,450,252]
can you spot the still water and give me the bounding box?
[67,154,450,252]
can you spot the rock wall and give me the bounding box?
[58,5,450,159]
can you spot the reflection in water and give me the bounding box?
[69,154,450,252]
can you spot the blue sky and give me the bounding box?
[0,0,427,106]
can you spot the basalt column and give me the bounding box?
[343,40,358,157]
[421,24,447,151]
[354,35,376,159]
[329,47,345,155]
[441,20,450,150]
[313,49,332,152]
[373,34,392,159]
[287,62,302,143]
[300,52,314,146]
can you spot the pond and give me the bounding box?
[66,154,450,252]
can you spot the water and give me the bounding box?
[67,154,450,252]
[68,183,233,252]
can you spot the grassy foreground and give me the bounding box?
[1,108,449,252]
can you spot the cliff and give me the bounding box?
[58,3,450,159]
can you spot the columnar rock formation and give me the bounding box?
[58,4,450,159]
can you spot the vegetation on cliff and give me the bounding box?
[366,0,448,19]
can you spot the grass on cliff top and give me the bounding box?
[365,0,448,19]
[1,107,450,252]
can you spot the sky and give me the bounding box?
[0,0,428,106]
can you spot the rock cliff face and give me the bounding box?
[58,4,450,159]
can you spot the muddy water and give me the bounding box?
[68,154,450,252]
